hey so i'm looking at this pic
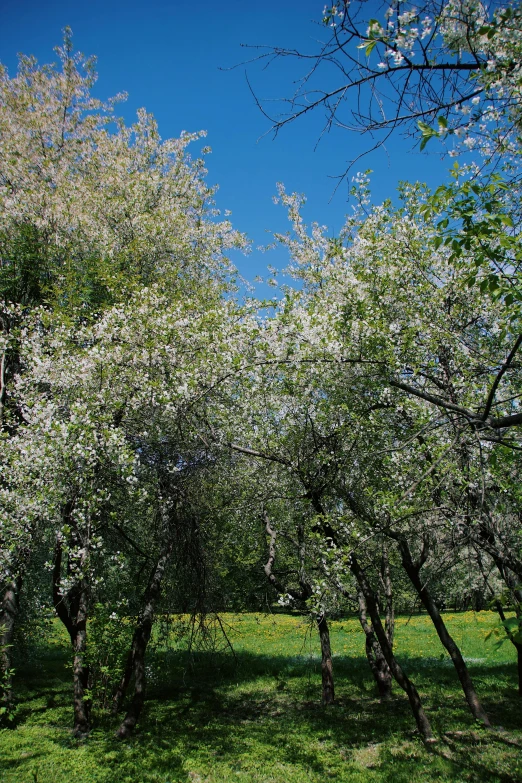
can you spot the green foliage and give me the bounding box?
[419,170,522,319]
[0,644,16,726]
[4,23,522,755]
[84,604,133,710]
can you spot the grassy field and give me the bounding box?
[1,611,522,783]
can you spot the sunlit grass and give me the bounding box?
[1,612,521,782]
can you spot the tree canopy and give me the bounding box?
[1,13,522,746]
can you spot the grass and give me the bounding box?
[1,611,522,782]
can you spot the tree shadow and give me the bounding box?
[5,646,522,783]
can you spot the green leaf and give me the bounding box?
[418,120,439,150]
[357,38,379,56]
[451,239,461,253]
[499,214,514,227]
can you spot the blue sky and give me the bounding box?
[1,0,451,292]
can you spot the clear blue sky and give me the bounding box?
[1,0,450,291]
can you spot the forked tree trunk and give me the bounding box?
[358,592,393,700]
[53,535,91,737]
[396,537,491,727]
[317,613,335,704]
[115,539,173,739]
[350,554,433,742]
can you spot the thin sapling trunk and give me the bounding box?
[317,612,335,704]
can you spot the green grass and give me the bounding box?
[1,612,522,782]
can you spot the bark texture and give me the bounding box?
[350,554,433,741]
[396,536,490,727]
[53,534,91,737]
[0,573,23,709]
[381,545,395,650]
[317,613,335,704]
[495,599,522,697]
[358,591,393,701]
[115,538,173,739]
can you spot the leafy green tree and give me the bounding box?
[0,32,245,731]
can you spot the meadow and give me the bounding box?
[1,611,521,783]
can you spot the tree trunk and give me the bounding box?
[0,333,25,712]
[381,544,395,650]
[71,588,90,737]
[262,511,336,705]
[114,617,149,739]
[112,647,134,716]
[317,613,335,704]
[358,591,393,700]
[397,538,491,727]
[514,642,522,698]
[115,539,173,739]
[53,534,91,736]
[0,573,23,710]
[494,599,522,697]
[350,554,433,742]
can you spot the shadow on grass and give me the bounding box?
[4,645,522,783]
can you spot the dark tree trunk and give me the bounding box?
[350,554,433,741]
[358,591,393,700]
[112,647,134,716]
[0,334,29,714]
[114,620,149,739]
[397,537,491,727]
[317,613,335,704]
[494,599,522,697]
[71,588,90,737]
[514,642,522,698]
[516,643,522,697]
[0,573,23,710]
[115,539,173,739]
[53,534,91,737]
[381,544,395,650]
